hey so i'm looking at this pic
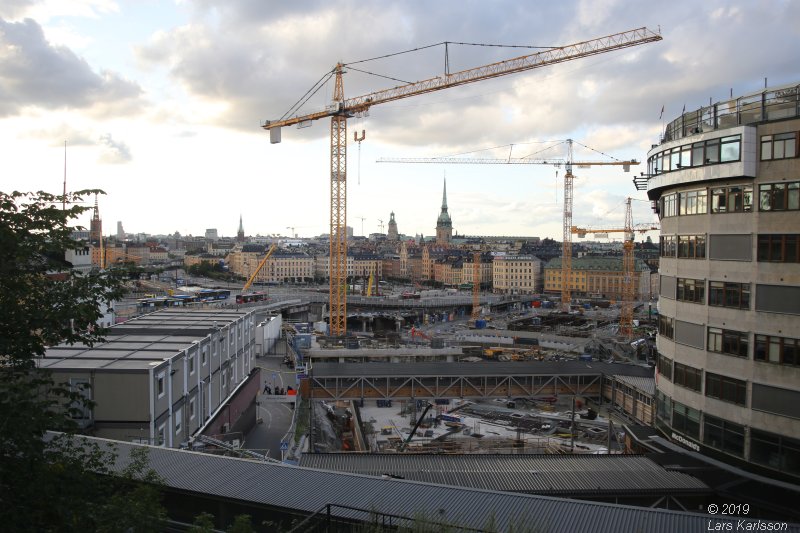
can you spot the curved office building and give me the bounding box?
[646,83,800,482]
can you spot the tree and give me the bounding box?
[0,190,164,530]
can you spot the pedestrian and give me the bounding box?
[263,381,268,394]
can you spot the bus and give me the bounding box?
[197,289,231,301]
[136,295,199,313]
[236,292,268,304]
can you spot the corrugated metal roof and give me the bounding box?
[76,435,799,533]
[298,454,709,496]
[613,375,656,395]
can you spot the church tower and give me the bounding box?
[89,193,102,246]
[236,214,245,242]
[435,178,452,245]
[387,211,398,241]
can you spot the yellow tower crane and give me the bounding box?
[378,139,640,311]
[261,28,662,336]
[571,198,659,337]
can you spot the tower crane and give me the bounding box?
[379,139,639,312]
[571,198,659,337]
[261,28,662,336]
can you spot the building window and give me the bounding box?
[658,314,674,339]
[708,281,750,309]
[757,234,800,262]
[759,181,800,211]
[656,391,670,423]
[750,429,800,476]
[755,334,799,366]
[761,132,798,160]
[703,415,745,457]
[710,185,753,213]
[708,327,749,358]
[189,398,196,420]
[705,372,747,406]
[157,372,165,398]
[657,354,672,381]
[674,362,702,392]
[720,135,741,162]
[175,407,182,435]
[157,424,166,447]
[189,354,195,375]
[676,278,705,303]
[679,189,707,215]
[660,235,677,257]
[672,401,700,440]
[659,193,678,219]
[202,347,208,366]
[677,235,706,259]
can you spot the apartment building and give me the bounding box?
[543,257,651,300]
[492,254,542,294]
[647,82,800,481]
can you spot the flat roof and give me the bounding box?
[37,308,253,372]
[311,361,654,379]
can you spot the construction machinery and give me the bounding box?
[570,198,659,337]
[261,28,662,336]
[379,139,640,312]
[399,402,434,452]
[241,243,278,294]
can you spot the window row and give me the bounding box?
[665,362,747,406]
[658,322,798,367]
[657,394,800,474]
[657,181,799,218]
[659,235,706,258]
[648,134,741,175]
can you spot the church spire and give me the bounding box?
[441,177,448,209]
[236,214,245,242]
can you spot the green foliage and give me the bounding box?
[189,512,217,532]
[187,260,235,281]
[0,190,125,364]
[227,514,255,533]
[0,190,165,531]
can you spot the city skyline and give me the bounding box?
[2,1,799,239]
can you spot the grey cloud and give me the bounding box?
[0,0,33,19]
[136,1,800,151]
[98,133,132,164]
[0,18,142,117]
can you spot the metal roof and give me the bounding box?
[37,308,253,372]
[612,375,656,395]
[311,361,655,379]
[77,435,798,533]
[298,453,709,496]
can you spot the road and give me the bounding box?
[242,354,297,460]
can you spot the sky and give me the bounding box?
[2,1,799,241]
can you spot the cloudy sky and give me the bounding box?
[2,1,799,240]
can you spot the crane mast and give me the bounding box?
[620,198,635,337]
[562,139,574,312]
[262,28,662,336]
[472,252,481,322]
